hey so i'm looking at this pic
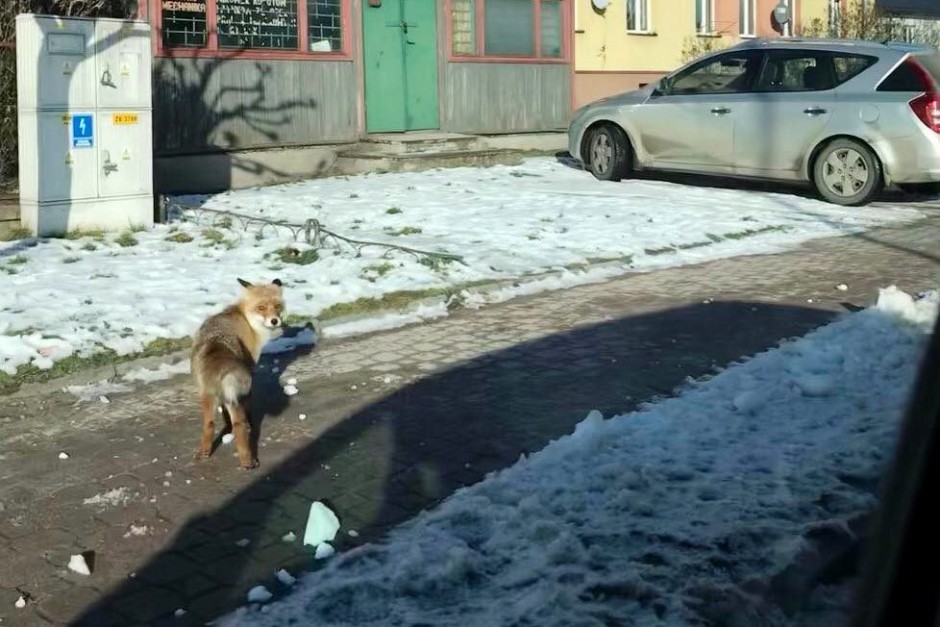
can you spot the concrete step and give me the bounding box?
[335,148,538,175]
[359,132,484,155]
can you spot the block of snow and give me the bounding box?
[283,384,299,396]
[174,608,186,618]
[281,531,297,543]
[303,502,340,548]
[222,433,235,444]
[15,595,26,609]
[795,374,834,397]
[58,452,69,460]
[276,568,296,586]
[287,377,297,386]
[314,542,335,560]
[246,585,272,603]
[836,283,848,291]
[732,390,766,414]
[299,413,307,421]
[68,553,92,576]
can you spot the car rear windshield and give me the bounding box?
[877,53,940,92]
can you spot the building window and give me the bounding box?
[696,0,714,34]
[627,0,650,33]
[450,0,567,60]
[739,0,756,36]
[158,0,348,56]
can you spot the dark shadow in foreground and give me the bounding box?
[73,300,846,626]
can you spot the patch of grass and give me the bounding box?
[526,234,540,241]
[65,228,106,241]
[705,233,724,243]
[201,228,225,243]
[213,216,233,229]
[722,225,787,240]
[0,336,192,396]
[166,231,194,243]
[385,207,403,215]
[385,226,423,237]
[63,256,81,264]
[677,240,713,250]
[644,246,677,256]
[127,224,147,233]
[0,227,33,241]
[114,231,138,247]
[81,242,97,252]
[272,247,319,265]
[419,256,455,272]
[8,255,27,265]
[362,262,394,277]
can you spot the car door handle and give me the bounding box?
[803,107,828,116]
[710,107,731,115]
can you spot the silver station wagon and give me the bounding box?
[568,38,940,206]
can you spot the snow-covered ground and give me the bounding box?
[0,158,926,375]
[216,286,937,627]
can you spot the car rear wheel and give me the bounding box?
[586,125,631,182]
[812,139,882,206]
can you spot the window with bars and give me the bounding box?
[159,0,346,55]
[450,0,566,60]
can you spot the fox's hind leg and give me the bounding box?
[227,399,258,470]
[195,393,216,460]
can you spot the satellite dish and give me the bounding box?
[592,0,610,10]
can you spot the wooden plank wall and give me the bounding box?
[440,62,570,134]
[153,58,359,154]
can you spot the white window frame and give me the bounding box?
[627,0,651,33]
[739,0,756,37]
[783,0,795,36]
[696,0,715,34]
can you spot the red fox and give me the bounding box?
[190,278,285,469]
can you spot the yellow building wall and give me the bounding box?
[799,0,832,34]
[575,0,698,73]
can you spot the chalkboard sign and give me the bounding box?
[217,0,299,50]
[161,0,208,47]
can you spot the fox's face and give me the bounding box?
[237,278,285,333]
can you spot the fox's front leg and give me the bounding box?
[194,393,216,460]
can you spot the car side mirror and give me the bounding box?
[651,78,670,97]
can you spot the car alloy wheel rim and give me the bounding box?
[591,134,612,174]
[822,148,870,197]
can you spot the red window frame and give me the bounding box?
[445,0,570,64]
[150,0,353,60]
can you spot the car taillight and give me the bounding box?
[906,59,940,133]
[910,92,940,133]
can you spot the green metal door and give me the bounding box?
[362,0,440,133]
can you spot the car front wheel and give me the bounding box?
[586,125,631,182]
[812,139,882,206]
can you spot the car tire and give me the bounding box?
[586,125,631,182]
[812,139,882,206]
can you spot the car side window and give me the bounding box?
[833,54,877,84]
[756,51,836,92]
[667,51,762,95]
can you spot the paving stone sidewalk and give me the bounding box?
[0,211,937,626]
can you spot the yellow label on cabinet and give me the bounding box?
[113,113,138,125]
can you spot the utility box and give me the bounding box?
[16,14,153,236]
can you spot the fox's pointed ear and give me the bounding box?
[237,278,252,288]
[272,278,283,287]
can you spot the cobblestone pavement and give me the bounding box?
[0,210,938,626]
